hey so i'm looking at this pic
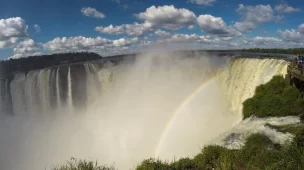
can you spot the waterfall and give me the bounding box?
[10,73,27,115]
[0,55,295,170]
[56,68,61,111]
[67,67,73,113]
[217,58,288,116]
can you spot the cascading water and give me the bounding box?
[0,53,294,170]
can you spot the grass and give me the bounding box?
[54,75,304,170]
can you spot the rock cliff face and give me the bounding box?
[0,52,103,79]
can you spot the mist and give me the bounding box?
[0,51,240,170]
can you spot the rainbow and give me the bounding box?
[154,77,216,157]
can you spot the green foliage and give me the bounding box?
[136,158,171,170]
[52,158,115,170]
[135,131,304,170]
[243,76,304,118]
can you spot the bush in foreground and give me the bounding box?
[52,158,115,170]
[243,75,304,118]
[135,132,304,170]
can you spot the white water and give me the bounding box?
[0,53,295,170]
[212,116,301,149]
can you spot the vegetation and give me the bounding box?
[52,158,116,170]
[243,75,304,118]
[134,132,304,170]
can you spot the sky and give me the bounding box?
[0,0,304,59]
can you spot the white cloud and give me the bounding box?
[13,39,39,54]
[235,4,273,32]
[0,37,18,48]
[93,5,196,37]
[197,15,241,37]
[0,17,28,41]
[34,24,41,33]
[234,21,256,32]
[299,24,304,33]
[188,0,216,6]
[81,7,105,19]
[43,36,139,54]
[214,37,233,41]
[95,25,125,35]
[247,36,281,45]
[44,36,112,52]
[275,4,300,13]
[155,30,171,38]
[113,37,138,47]
[278,29,302,42]
[159,33,211,43]
[188,25,195,30]
[9,39,41,59]
[136,5,196,30]
[9,52,42,59]
[124,22,152,36]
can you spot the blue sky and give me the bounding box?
[0,0,304,59]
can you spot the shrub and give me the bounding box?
[243,76,304,118]
[52,158,115,170]
[136,158,170,170]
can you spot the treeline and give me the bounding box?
[206,48,304,54]
[0,52,102,79]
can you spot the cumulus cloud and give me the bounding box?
[43,36,112,52]
[188,0,216,6]
[234,22,257,33]
[92,5,196,37]
[81,7,105,19]
[136,5,196,30]
[113,37,138,47]
[299,24,304,33]
[247,36,281,45]
[278,29,302,42]
[155,30,171,38]
[158,33,211,43]
[95,25,125,35]
[34,24,41,33]
[275,4,300,13]
[0,37,19,48]
[234,4,273,32]
[214,37,233,41]
[124,22,152,36]
[0,17,28,41]
[188,25,195,30]
[9,39,41,59]
[197,15,241,37]
[43,36,139,53]
[140,40,154,47]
